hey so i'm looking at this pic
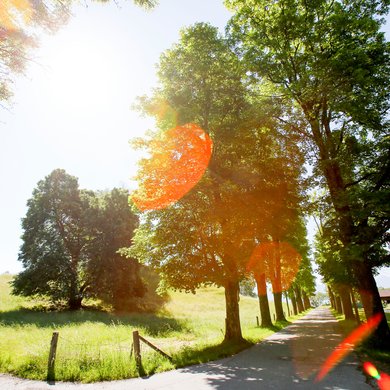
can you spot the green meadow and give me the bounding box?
[0,274,304,382]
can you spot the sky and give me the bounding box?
[0,0,389,290]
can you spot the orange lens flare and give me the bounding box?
[315,313,382,382]
[247,241,302,293]
[131,123,212,211]
[379,373,390,390]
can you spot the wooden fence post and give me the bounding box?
[256,316,259,327]
[47,331,59,381]
[133,330,141,370]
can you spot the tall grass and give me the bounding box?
[0,274,304,382]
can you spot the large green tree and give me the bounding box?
[227,0,390,347]
[13,169,144,310]
[131,22,309,340]
[131,23,251,341]
[13,169,91,309]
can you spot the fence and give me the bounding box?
[46,330,172,381]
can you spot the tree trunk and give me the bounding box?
[271,249,286,321]
[224,279,243,341]
[289,289,298,315]
[351,289,361,325]
[68,268,82,310]
[68,296,82,310]
[273,292,286,321]
[354,261,390,349]
[328,285,336,309]
[339,285,355,320]
[302,291,311,310]
[309,120,390,348]
[255,273,272,327]
[335,295,343,314]
[295,286,304,312]
[284,291,291,317]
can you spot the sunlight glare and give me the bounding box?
[43,36,121,112]
[0,0,32,30]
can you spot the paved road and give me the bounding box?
[0,307,372,389]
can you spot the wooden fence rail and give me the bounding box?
[132,330,173,374]
[139,334,173,362]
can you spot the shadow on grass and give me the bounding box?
[173,338,255,369]
[259,320,292,333]
[0,307,189,336]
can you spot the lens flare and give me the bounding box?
[363,362,390,390]
[379,373,390,390]
[363,361,380,380]
[131,123,213,211]
[315,313,382,382]
[150,100,178,128]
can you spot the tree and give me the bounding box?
[131,23,272,341]
[310,291,328,307]
[13,169,144,310]
[314,205,356,320]
[13,169,91,309]
[84,188,146,311]
[131,40,247,342]
[227,0,390,348]
[131,22,311,339]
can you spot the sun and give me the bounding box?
[41,33,122,113]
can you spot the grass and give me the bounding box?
[0,274,305,382]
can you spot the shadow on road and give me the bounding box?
[176,308,368,389]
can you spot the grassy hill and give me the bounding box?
[0,273,301,382]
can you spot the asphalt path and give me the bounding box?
[0,307,372,389]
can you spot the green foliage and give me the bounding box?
[310,291,329,307]
[131,22,308,290]
[12,169,146,311]
[84,188,146,311]
[226,1,390,345]
[13,169,90,308]
[239,275,256,297]
[226,0,389,129]
[131,23,250,293]
[226,0,390,268]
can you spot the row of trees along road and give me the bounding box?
[4,0,389,348]
[129,23,315,341]
[226,0,390,348]
[13,169,146,311]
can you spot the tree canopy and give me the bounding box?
[130,22,310,340]
[13,169,145,310]
[226,0,390,348]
